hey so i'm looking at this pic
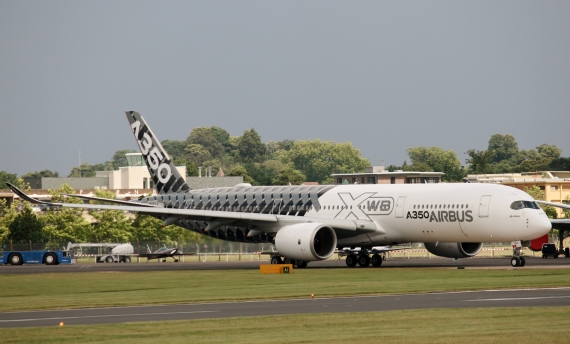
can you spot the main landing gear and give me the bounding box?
[345,253,384,267]
[510,240,526,267]
[270,256,308,268]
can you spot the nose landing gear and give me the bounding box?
[510,241,526,267]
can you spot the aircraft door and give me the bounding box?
[395,196,407,218]
[478,195,491,218]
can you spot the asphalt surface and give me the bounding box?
[1,256,570,274]
[1,287,570,328]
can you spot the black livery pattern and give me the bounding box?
[140,185,334,243]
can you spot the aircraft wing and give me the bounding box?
[6,182,377,233]
[63,194,156,207]
[535,200,570,210]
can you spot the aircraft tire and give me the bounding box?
[283,258,293,265]
[345,254,357,267]
[519,256,525,267]
[44,253,58,265]
[296,261,308,268]
[358,255,370,267]
[270,256,282,265]
[510,257,520,267]
[371,254,382,267]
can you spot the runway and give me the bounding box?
[1,256,570,274]
[1,287,569,328]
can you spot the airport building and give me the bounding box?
[332,166,444,185]
[8,153,243,204]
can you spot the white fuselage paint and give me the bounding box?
[300,183,551,247]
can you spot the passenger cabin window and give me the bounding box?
[510,201,540,210]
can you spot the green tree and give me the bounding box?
[406,147,464,182]
[186,127,226,159]
[279,140,370,184]
[173,159,198,176]
[0,171,18,188]
[183,144,212,166]
[549,157,570,171]
[488,134,519,163]
[21,170,59,178]
[68,162,108,177]
[237,128,266,163]
[161,140,187,161]
[110,149,137,169]
[0,198,18,242]
[228,166,254,184]
[465,149,494,174]
[8,206,45,243]
[536,144,562,160]
[42,184,91,243]
[273,166,306,185]
[131,214,185,242]
[209,127,232,153]
[86,190,133,242]
[245,164,274,186]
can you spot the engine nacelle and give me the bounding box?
[275,223,337,261]
[424,242,483,259]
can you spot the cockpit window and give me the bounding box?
[510,200,540,210]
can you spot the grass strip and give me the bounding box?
[1,307,570,343]
[1,268,570,312]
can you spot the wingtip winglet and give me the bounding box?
[5,182,41,204]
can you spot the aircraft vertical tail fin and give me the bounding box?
[125,111,190,194]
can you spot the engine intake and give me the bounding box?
[424,242,483,259]
[275,223,337,261]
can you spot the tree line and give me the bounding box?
[2,128,566,187]
[0,184,201,245]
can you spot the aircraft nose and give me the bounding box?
[538,215,552,235]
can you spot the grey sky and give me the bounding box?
[1,1,569,177]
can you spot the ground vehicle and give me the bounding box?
[541,243,559,259]
[94,243,134,263]
[0,250,73,265]
[66,242,134,263]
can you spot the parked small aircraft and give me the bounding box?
[138,246,191,262]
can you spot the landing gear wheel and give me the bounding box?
[371,254,383,267]
[283,258,293,265]
[270,256,282,265]
[510,257,520,267]
[9,253,23,265]
[124,256,131,263]
[44,253,58,265]
[345,254,357,267]
[105,256,114,263]
[358,255,370,267]
[518,256,526,267]
[296,261,308,268]
[174,258,179,263]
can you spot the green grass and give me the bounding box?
[2,307,570,343]
[1,268,570,312]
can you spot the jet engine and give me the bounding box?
[424,242,483,259]
[275,223,337,261]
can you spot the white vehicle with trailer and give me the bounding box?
[66,242,135,263]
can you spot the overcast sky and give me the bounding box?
[1,1,569,177]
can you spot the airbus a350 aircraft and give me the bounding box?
[7,111,560,268]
